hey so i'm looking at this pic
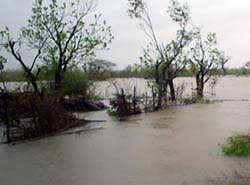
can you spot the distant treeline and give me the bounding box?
[2,65,250,82]
[115,66,250,78]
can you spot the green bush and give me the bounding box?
[107,108,119,117]
[183,96,208,104]
[1,70,26,82]
[222,134,250,156]
[62,70,91,97]
[183,96,221,105]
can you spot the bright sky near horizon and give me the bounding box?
[0,0,250,69]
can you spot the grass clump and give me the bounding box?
[222,134,250,156]
[107,108,119,117]
[183,96,211,104]
[183,96,222,105]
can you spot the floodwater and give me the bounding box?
[1,76,250,185]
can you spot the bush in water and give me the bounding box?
[222,134,250,156]
[61,70,92,97]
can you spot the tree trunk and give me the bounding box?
[196,76,204,98]
[3,93,10,143]
[133,86,136,113]
[156,90,162,110]
[154,65,162,110]
[222,66,227,76]
[152,86,155,110]
[168,78,176,101]
[54,71,62,91]
[30,78,40,96]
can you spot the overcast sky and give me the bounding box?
[0,0,250,69]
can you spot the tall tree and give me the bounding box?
[22,0,113,91]
[219,51,230,76]
[189,30,222,98]
[128,0,192,108]
[83,59,116,80]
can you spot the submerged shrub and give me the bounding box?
[62,70,91,97]
[183,96,221,105]
[0,92,78,143]
[107,108,119,117]
[222,134,250,156]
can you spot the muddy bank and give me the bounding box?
[61,96,107,112]
[0,93,107,143]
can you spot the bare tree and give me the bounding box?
[219,51,230,76]
[0,29,46,96]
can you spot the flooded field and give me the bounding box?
[1,76,250,185]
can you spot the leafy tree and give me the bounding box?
[61,69,90,97]
[3,0,113,92]
[120,64,152,78]
[120,65,135,77]
[128,0,192,108]
[83,58,116,80]
[189,30,223,98]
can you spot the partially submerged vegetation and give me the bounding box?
[1,1,250,184]
[0,0,113,143]
[108,87,141,118]
[183,96,221,105]
[0,0,239,143]
[3,65,250,83]
[105,0,226,119]
[222,133,250,156]
[126,0,228,111]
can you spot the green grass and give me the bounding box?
[222,134,250,156]
[183,96,222,105]
[107,108,119,117]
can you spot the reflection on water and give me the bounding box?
[1,76,250,185]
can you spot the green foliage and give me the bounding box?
[187,29,226,98]
[167,0,190,27]
[107,108,119,117]
[1,21,46,96]
[0,92,77,142]
[61,70,90,97]
[189,30,223,75]
[0,70,26,82]
[183,95,221,105]
[1,0,113,92]
[83,59,117,80]
[222,134,250,156]
[199,98,212,104]
[128,0,193,107]
[127,0,145,18]
[25,0,114,79]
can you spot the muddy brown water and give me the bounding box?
[1,76,250,185]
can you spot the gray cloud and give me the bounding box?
[1,0,250,69]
